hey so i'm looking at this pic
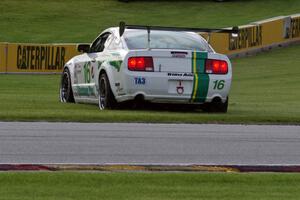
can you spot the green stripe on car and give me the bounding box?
[191,51,209,103]
[109,60,123,72]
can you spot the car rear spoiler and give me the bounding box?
[119,21,239,49]
[119,21,239,37]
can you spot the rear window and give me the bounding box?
[124,30,213,52]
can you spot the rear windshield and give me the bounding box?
[124,30,213,52]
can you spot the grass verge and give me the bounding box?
[0,0,299,43]
[0,172,300,200]
[1,45,300,124]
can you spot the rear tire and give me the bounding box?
[98,73,117,110]
[60,68,75,103]
[203,97,228,113]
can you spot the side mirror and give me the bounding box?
[77,44,90,53]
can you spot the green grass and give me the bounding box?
[0,172,300,200]
[0,0,299,43]
[0,45,300,124]
[0,0,299,123]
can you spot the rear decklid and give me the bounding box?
[125,49,231,103]
[127,49,209,74]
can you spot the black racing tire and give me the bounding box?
[60,68,75,103]
[98,73,117,110]
[202,97,228,113]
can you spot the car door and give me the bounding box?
[75,32,111,101]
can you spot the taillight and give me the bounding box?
[128,57,154,71]
[205,59,228,74]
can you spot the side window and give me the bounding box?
[90,32,111,53]
[90,37,101,53]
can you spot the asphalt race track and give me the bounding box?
[0,122,299,165]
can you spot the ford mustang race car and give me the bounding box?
[60,22,238,112]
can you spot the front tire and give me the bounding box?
[60,68,75,103]
[98,73,117,110]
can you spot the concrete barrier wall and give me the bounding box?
[205,14,300,57]
[0,14,299,73]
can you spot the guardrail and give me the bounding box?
[1,14,299,73]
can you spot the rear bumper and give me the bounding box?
[115,70,231,104]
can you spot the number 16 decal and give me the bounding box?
[213,80,225,90]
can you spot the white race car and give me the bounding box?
[60,22,238,112]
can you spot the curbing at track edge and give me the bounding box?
[1,164,300,173]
